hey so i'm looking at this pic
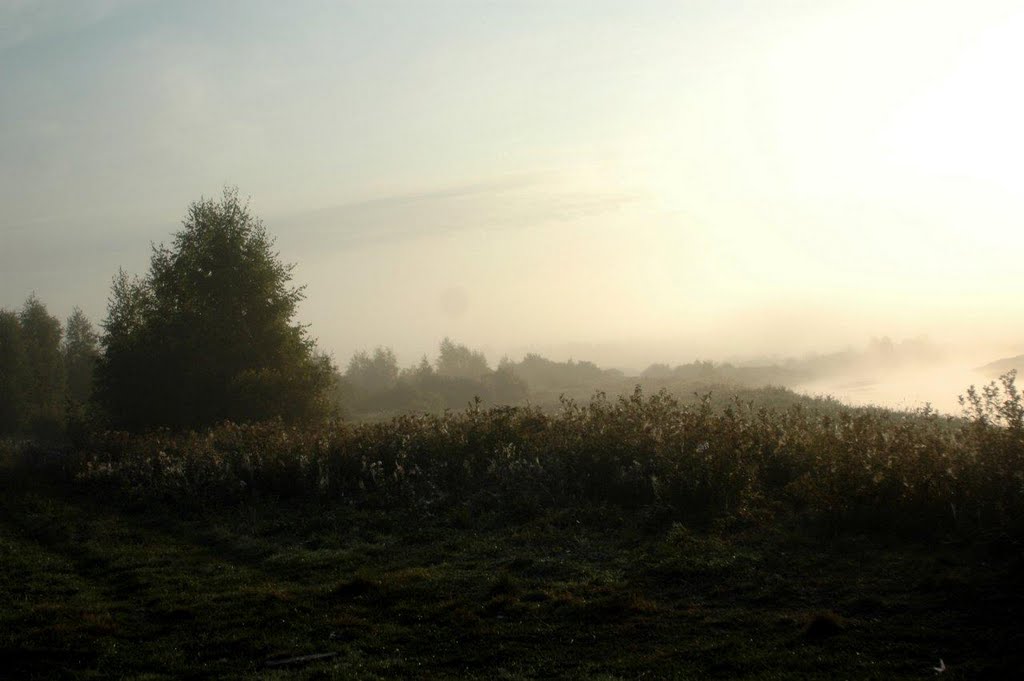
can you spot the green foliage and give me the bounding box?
[436,337,489,379]
[94,270,154,428]
[640,359,801,388]
[0,299,102,438]
[2,472,1018,679]
[960,369,1024,430]
[62,306,100,412]
[957,370,1024,527]
[95,188,333,429]
[508,353,618,391]
[6,375,1022,677]
[484,364,529,404]
[345,347,399,394]
[332,342,852,420]
[0,309,28,434]
[336,341,530,417]
[53,375,1024,540]
[18,295,66,438]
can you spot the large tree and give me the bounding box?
[95,188,333,429]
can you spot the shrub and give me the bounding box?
[28,375,1022,540]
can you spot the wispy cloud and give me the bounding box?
[275,175,638,252]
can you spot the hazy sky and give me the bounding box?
[3,0,1023,369]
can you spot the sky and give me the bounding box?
[3,0,1024,371]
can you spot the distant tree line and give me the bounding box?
[4,186,916,438]
[334,345,636,416]
[639,360,802,387]
[334,338,527,415]
[332,346,849,419]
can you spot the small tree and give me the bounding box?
[485,364,528,404]
[0,309,27,434]
[400,355,435,384]
[345,347,400,394]
[63,307,99,409]
[436,337,489,379]
[96,188,333,429]
[19,295,65,436]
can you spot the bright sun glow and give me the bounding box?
[3,0,1023,381]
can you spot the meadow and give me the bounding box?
[1,376,1022,679]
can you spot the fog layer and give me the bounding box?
[3,1,1022,414]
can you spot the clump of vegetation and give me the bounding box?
[0,297,100,440]
[334,338,528,417]
[16,372,1018,542]
[3,188,1020,545]
[94,188,333,430]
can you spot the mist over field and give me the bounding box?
[792,354,997,414]
[4,0,1024,421]
[4,4,1024,678]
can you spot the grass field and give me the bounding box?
[2,382,1023,679]
[1,471,1021,679]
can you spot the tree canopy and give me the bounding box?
[95,188,332,429]
[19,295,66,436]
[0,296,69,437]
[345,347,400,395]
[63,306,99,409]
[0,309,27,434]
[436,337,490,379]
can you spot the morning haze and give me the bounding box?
[3,0,1023,413]
[6,3,1024,678]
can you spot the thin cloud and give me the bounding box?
[275,176,638,251]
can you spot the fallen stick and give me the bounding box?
[265,652,338,667]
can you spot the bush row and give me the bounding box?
[22,375,1024,538]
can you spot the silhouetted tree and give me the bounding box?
[19,295,65,436]
[436,337,489,379]
[63,307,99,410]
[0,309,27,434]
[484,364,528,404]
[345,347,399,394]
[510,353,615,390]
[641,363,673,379]
[400,355,435,384]
[96,188,333,429]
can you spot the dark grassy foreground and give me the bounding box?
[2,383,1023,679]
[1,476,1021,680]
